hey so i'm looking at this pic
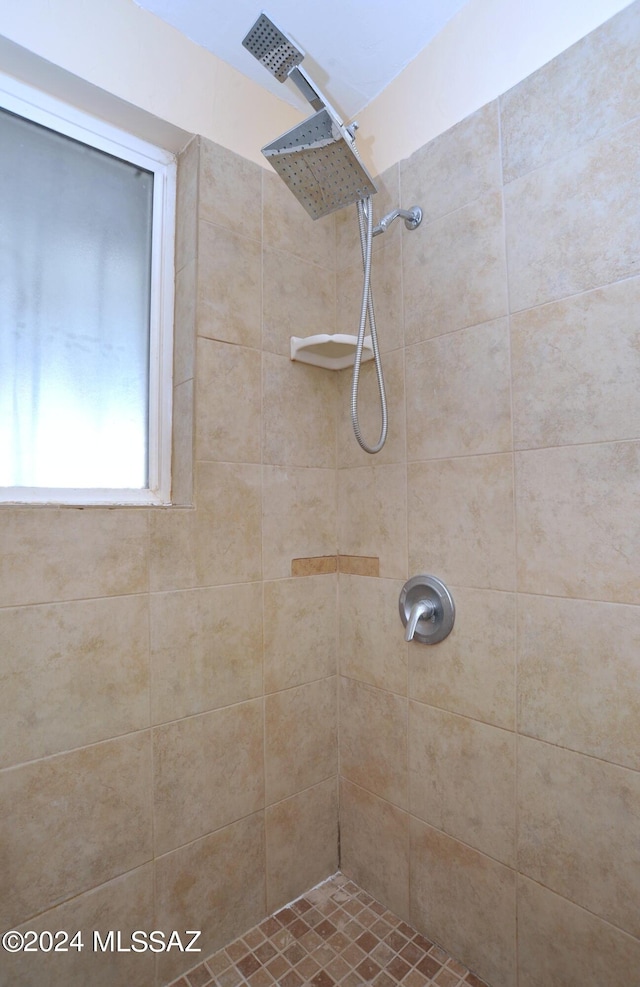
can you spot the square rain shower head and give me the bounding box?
[243,12,378,221]
[262,108,378,220]
[242,12,304,82]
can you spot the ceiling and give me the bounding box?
[133,0,471,121]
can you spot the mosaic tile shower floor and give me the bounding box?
[169,873,489,987]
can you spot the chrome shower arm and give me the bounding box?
[372,206,423,236]
[287,66,350,131]
[287,66,326,114]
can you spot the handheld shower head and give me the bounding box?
[242,12,304,83]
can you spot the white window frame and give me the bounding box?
[0,73,176,506]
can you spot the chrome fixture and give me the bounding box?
[399,575,455,644]
[242,12,377,220]
[241,13,304,82]
[352,195,387,453]
[373,206,423,237]
[242,12,422,454]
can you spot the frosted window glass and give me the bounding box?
[0,107,153,489]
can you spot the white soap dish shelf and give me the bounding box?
[290,334,374,370]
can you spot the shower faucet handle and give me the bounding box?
[399,575,455,645]
[404,599,436,642]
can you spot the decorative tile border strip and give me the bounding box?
[291,556,338,576]
[291,556,380,577]
[338,555,379,577]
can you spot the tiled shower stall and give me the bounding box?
[2,4,640,986]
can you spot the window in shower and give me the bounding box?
[0,74,176,504]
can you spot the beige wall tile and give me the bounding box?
[410,818,517,987]
[263,248,336,356]
[153,700,264,854]
[195,338,262,463]
[149,506,198,592]
[197,221,261,347]
[505,119,640,313]
[406,318,512,460]
[339,574,407,695]
[335,200,359,277]
[0,507,148,607]
[1,865,154,987]
[336,237,404,356]
[174,258,197,385]
[401,102,501,223]
[338,465,407,579]
[518,594,640,770]
[511,278,640,449]
[515,442,640,604]
[171,378,194,506]
[263,170,335,271]
[199,138,262,242]
[339,778,410,922]
[408,455,515,591]
[262,466,336,580]
[266,777,338,912]
[337,348,407,468]
[501,3,640,182]
[150,583,263,724]
[410,586,516,730]
[150,462,262,591]
[0,733,152,929]
[155,813,266,984]
[264,574,337,693]
[265,677,337,804]
[404,191,507,345]
[517,876,640,987]
[262,353,337,468]
[193,462,262,583]
[409,702,516,866]
[517,736,640,935]
[175,136,198,273]
[339,676,407,808]
[0,596,149,769]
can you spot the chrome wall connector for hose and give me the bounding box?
[372,206,422,237]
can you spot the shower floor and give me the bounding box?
[169,872,489,987]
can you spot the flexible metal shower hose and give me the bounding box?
[351,196,388,454]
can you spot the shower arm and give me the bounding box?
[372,206,423,236]
[287,66,354,134]
[287,66,325,113]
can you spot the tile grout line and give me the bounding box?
[497,90,521,987]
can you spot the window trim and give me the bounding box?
[0,72,176,506]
